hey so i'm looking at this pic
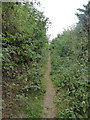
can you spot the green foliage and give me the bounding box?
[2,1,49,118]
[2,1,49,87]
[76,1,90,32]
[50,5,89,118]
[15,94,43,118]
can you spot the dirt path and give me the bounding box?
[43,52,56,118]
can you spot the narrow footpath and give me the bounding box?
[43,52,56,118]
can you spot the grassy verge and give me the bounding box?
[16,53,48,118]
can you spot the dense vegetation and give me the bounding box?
[2,2,49,118]
[2,1,89,119]
[50,2,89,118]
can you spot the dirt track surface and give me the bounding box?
[43,52,56,118]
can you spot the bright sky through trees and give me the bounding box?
[38,0,89,41]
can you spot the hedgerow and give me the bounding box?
[50,2,89,118]
[2,2,49,118]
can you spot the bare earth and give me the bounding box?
[43,52,56,118]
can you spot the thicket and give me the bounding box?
[2,2,49,118]
[50,2,89,118]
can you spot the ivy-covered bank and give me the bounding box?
[2,2,49,118]
[50,2,89,118]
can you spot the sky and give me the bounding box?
[37,0,89,41]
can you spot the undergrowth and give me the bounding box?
[2,1,49,118]
[50,22,89,118]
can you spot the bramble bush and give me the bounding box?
[2,1,49,118]
[50,2,89,118]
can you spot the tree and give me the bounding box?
[76,1,90,32]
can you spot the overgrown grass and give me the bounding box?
[15,93,43,118]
